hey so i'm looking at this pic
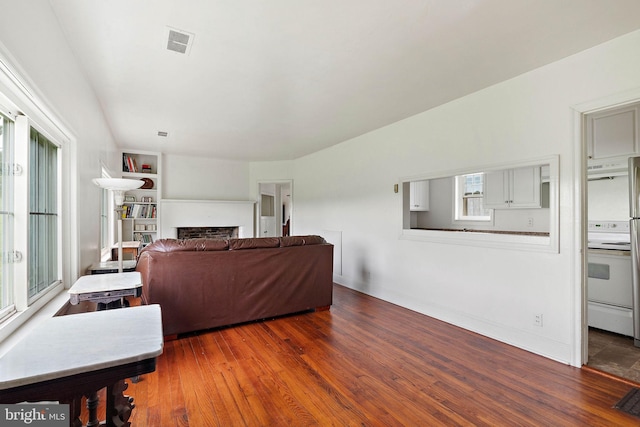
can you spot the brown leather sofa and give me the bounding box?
[136,235,333,336]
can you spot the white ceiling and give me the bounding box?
[48,0,640,161]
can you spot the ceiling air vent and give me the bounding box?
[166,27,194,55]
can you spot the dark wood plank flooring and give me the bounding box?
[115,285,639,426]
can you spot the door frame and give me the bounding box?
[573,88,640,366]
[256,179,293,238]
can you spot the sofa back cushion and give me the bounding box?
[142,235,327,253]
[280,235,327,247]
[143,238,229,252]
[229,237,280,250]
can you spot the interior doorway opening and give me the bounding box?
[582,98,640,382]
[258,181,292,238]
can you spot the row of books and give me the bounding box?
[123,154,139,173]
[123,154,153,173]
[122,204,157,219]
[133,233,154,245]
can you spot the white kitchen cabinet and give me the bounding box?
[409,180,429,211]
[586,103,640,159]
[484,166,541,209]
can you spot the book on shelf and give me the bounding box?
[123,203,157,218]
[134,233,154,245]
[122,154,140,173]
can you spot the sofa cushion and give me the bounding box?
[228,237,281,250]
[280,235,327,247]
[143,238,229,252]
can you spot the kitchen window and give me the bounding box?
[454,173,491,222]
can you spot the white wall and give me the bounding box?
[163,153,250,200]
[588,176,628,221]
[252,29,640,365]
[0,1,119,277]
[160,200,255,238]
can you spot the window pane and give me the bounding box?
[457,173,491,221]
[28,128,58,298]
[100,187,108,248]
[463,173,484,195]
[463,196,490,217]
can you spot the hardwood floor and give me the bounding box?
[119,285,639,426]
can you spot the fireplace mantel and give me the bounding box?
[160,199,256,239]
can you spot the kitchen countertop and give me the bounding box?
[414,228,550,237]
[588,248,631,256]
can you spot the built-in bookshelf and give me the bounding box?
[121,150,161,246]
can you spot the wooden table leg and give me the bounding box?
[106,379,134,427]
[85,391,101,427]
[64,396,83,427]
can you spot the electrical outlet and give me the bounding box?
[534,313,543,327]
[527,217,534,227]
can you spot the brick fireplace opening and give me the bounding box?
[177,226,239,240]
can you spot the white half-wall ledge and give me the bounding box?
[160,199,256,239]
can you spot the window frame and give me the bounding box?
[0,53,75,342]
[99,166,115,262]
[13,116,64,310]
[0,112,15,323]
[453,172,493,223]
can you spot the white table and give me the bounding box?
[111,241,143,261]
[68,272,143,308]
[88,260,137,274]
[0,304,163,427]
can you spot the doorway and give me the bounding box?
[258,181,292,238]
[582,98,640,381]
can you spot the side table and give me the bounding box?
[0,305,163,427]
[69,272,142,310]
[88,260,137,275]
[110,241,142,261]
